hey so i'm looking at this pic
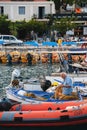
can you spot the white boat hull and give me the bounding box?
[6,88,42,104]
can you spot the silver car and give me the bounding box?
[0,35,23,45]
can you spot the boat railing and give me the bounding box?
[0,45,86,54]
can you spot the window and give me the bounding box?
[38,7,45,19]
[3,36,9,40]
[3,36,16,41]
[0,36,2,39]
[19,6,25,15]
[10,36,16,41]
[0,6,4,15]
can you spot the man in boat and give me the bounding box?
[54,72,78,100]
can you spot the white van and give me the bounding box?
[0,35,23,45]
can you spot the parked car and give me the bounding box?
[0,35,23,45]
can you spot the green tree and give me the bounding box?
[52,17,77,36]
[26,19,48,37]
[9,22,18,36]
[63,0,75,5]
[76,0,87,6]
[16,20,27,40]
[0,15,11,34]
[49,0,87,7]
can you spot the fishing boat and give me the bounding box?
[5,69,87,104]
[6,79,87,104]
[69,63,87,72]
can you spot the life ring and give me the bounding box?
[21,52,27,63]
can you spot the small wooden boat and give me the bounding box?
[69,63,87,71]
[0,51,7,64]
[21,51,39,64]
[9,50,21,63]
[6,78,87,104]
[5,68,87,104]
[0,51,21,64]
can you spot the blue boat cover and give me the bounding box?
[62,41,76,46]
[42,42,58,46]
[24,41,39,46]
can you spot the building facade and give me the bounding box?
[0,1,55,21]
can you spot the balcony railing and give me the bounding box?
[53,13,87,21]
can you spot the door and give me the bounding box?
[38,7,45,19]
[0,6,4,15]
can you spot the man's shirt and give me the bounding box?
[62,76,73,95]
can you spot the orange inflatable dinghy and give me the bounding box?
[10,99,87,111]
[1,102,87,127]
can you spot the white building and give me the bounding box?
[0,1,55,21]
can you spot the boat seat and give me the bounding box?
[17,90,27,96]
[59,93,79,100]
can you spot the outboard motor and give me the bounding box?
[0,57,2,63]
[40,79,51,91]
[26,53,33,65]
[6,53,12,65]
[48,53,52,64]
[11,68,20,83]
[0,98,16,111]
[67,54,73,73]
